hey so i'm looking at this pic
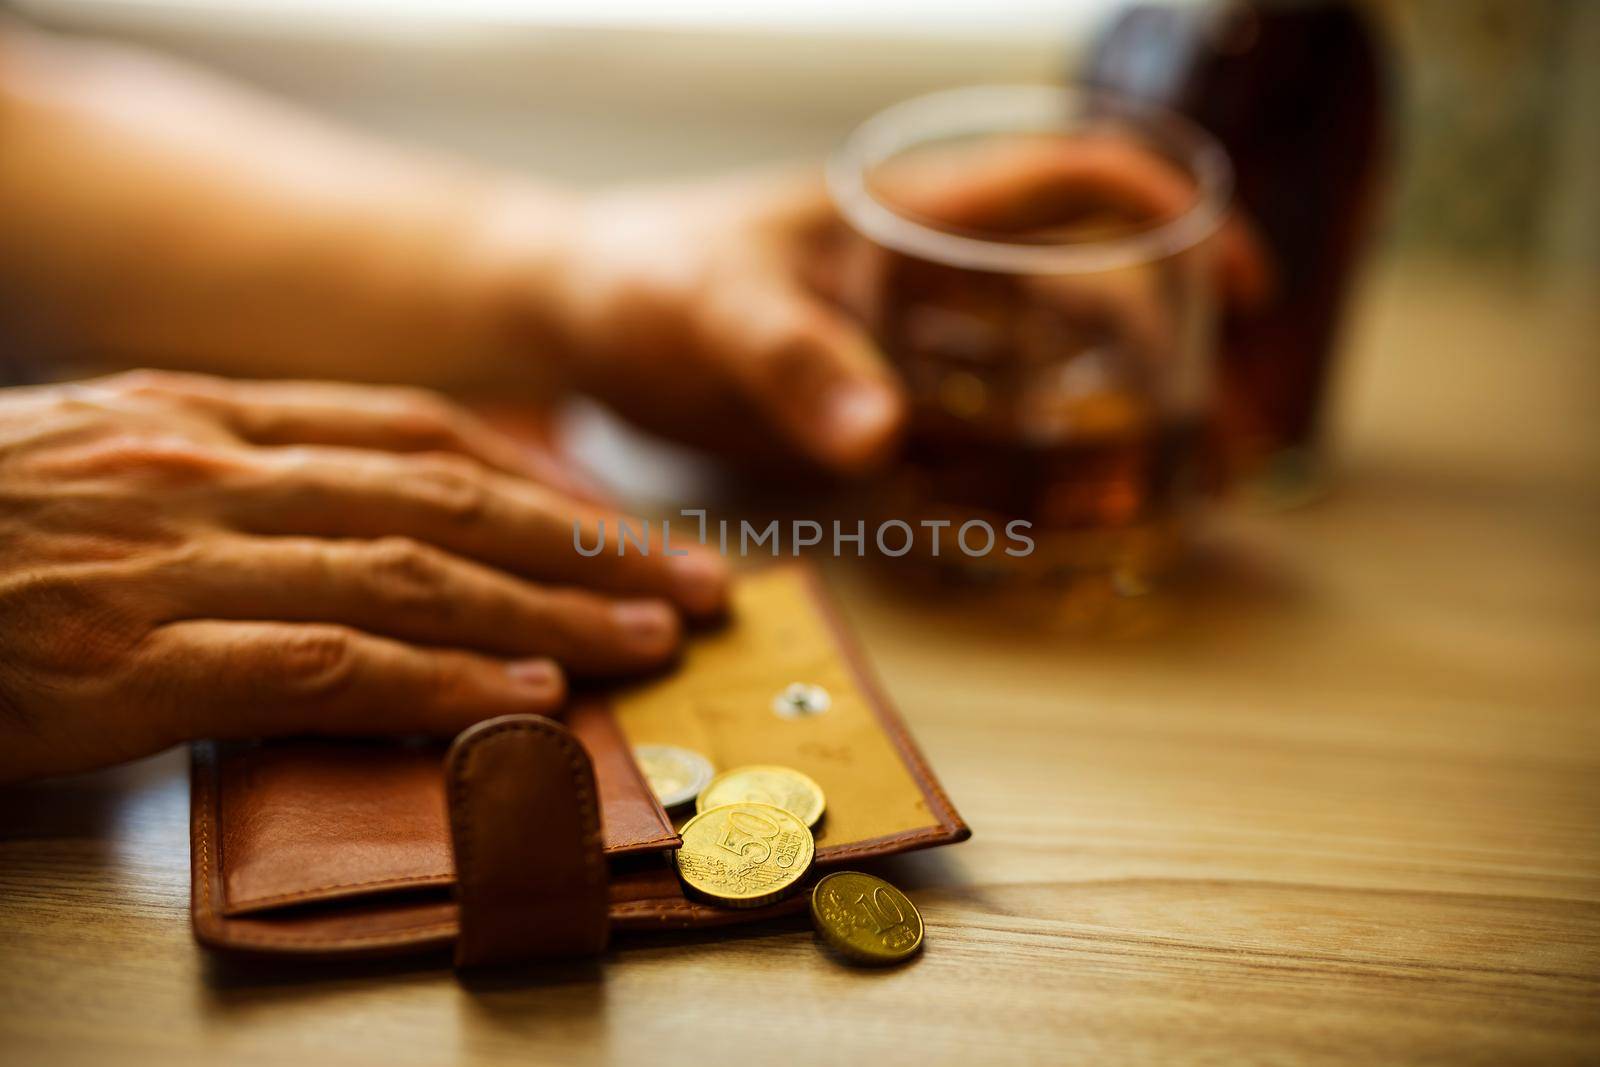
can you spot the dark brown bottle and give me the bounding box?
[1085,0,1390,498]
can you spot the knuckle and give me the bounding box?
[418,653,475,708]
[540,590,606,649]
[363,537,458,618]
[765,327,834,385]
[21,490,185,557]
[273,626,360,701]
[0,571,145,676]
[59,434,243,487]
[406,454,490,524]
[36,391,105,422]
[392,389,457,424]
[392,401,467,451]
[0,673,33,734]
[101,368,215,398]
[744,314,838,398]
[118,536,204,581]
[101,368,179,394]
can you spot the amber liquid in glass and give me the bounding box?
[866,206,1206,583]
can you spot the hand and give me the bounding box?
[507,174,908,476]
[496,143,1267,476]
[0,371,727,782]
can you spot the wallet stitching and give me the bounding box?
[225,873,455,913]
[235,924,459,948]
[803,565,966,837]
[621,833,679,850]
[818,826,947,857]
[450,718,606,893]
[449,719,605,958]
[205,921,459,950]
[609,901,703,916]
[193,743,217,934]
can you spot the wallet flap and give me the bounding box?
[447,715,610,964]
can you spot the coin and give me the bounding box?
[633,744,714,810]
[810,871,924,965]
[674,802,815,908]
[696,765,826,828]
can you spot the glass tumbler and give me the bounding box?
[828,85,1233,591]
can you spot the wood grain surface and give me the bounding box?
[1,261,1597,1066]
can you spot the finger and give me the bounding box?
[139,619,565,740]
[703,276,905,474]
[876,135,1274,312]
[107,370,607,503]
[1212,210,1274,313]
[218,446,729,619]
[472,404,614,507]
[157,535,681,676]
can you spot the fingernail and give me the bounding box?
[611,599,680,655]
[506,658,563,698]
[820,381,901,469]
[668,552,729,619]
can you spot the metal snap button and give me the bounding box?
[772,682,831,719]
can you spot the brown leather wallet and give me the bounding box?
[190,563,969,964]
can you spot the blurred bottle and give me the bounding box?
[1085,0,1390,502]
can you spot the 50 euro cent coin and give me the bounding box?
[674,802,815,908]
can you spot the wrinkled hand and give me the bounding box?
[0,371,727,781]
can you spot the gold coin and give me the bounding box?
[696,765,826,828]
[674,802,815,908]
[810,871,924,966]
[632,744,714,810]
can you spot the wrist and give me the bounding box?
[456,181,594,396]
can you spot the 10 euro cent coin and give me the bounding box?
[811,871,924,965]
[674,802,815,908]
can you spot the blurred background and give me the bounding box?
[14,0,1595,260]
[12,0,1597,497]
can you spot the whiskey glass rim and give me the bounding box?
[827,84,1234,275]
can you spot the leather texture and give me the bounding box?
[206,698,674,920]
[446,716,609,965]
[190,563,969,961]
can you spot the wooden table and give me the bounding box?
[2,260,1597,1065]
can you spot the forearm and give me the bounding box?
[0,25,568,391]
